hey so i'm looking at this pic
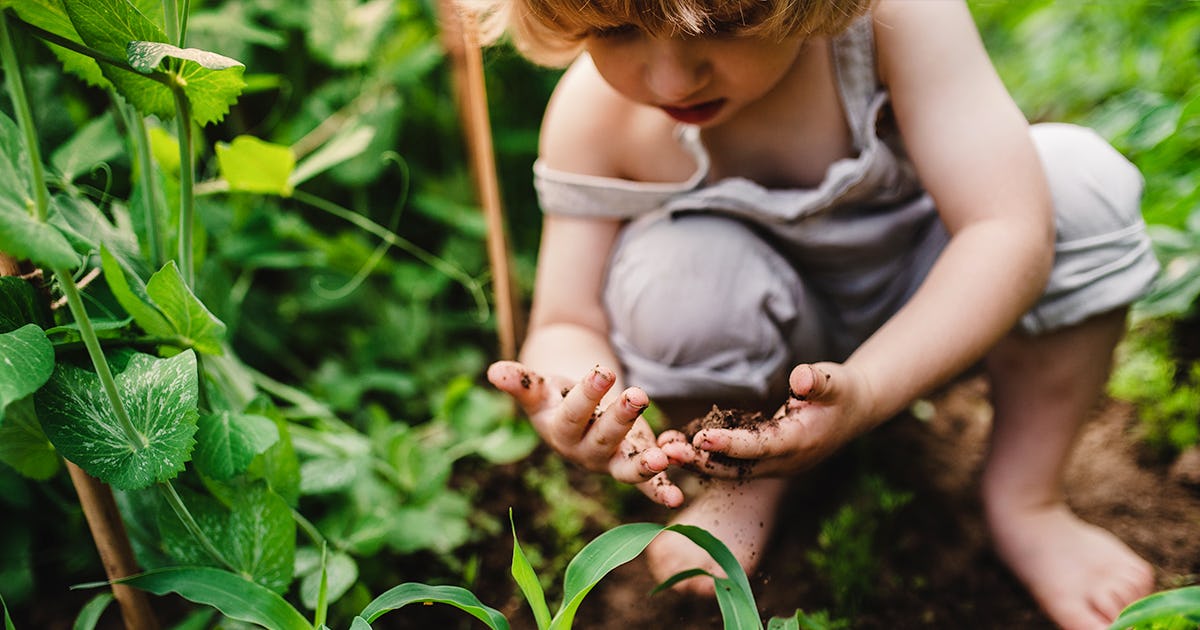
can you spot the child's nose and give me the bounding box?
[643,39,710,103]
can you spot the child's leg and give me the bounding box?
[644,476,789,595]
[982,308,1154,630]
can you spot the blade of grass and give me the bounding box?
[358,583,509,630]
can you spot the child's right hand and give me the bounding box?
[486,360,684,508]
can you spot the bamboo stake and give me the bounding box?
[436,0,522,360]
[0,253,158,629]
[65,463,161,630]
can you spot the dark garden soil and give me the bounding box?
[438,376,1200,630]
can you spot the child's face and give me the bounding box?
[584,26,806,127]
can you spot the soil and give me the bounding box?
[433,376,1200,630]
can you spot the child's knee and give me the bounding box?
[604,214,825,398]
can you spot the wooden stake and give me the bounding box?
[436,0,522,360]
[65,463,161,630]
[0,254,158,629]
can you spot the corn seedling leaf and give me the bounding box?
[113,567,312,630]
[215,136,296,196]
[650,568,710,595]
[35,350,199,490]
[72,592,114,630]
[1107,585,1200,630]
[0,324,54,415]
[551,522,665,629]
[358,583,510,630]
[509,510,552,629]
[2,593,15,630]
[766,613,800,630]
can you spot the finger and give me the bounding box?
[555,365,616,442]
[582,387,648,453]
[608,443,669,483]
[788,363,836,402]
[657,430,696,466]
[635,472,685,508]
[693,427,778,460]
[684,448,762,479]
[487,361,553,414]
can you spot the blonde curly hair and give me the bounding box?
[457,0,874,67]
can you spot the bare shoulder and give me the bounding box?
[871,0,991,88]
[539,55,682,180]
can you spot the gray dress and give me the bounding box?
[532,15,1160,401]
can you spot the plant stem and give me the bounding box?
[162,0,179,46]
[124,103,165,268]
[158,481,237,572]
[178,0,191,47]
[56,267,146,447]
[171,81,196,286]
[0,12,48,222]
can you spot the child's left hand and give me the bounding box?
[659,363,876,478]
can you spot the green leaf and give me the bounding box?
[215,136,296,196]
[297,549,357,611]
[1108,586,1200,630]
[290,126,375,186]
[125,41,247,126]
[115,567,312,630]
[2,593,15,630]
[126,41,242,73]
[665,524,761,630]
[358,583,509,630]
[50,112,124,183]
[72,592,114,630]
[0,276,49,333]
[0,397,60,480]
[35,351,199,490]
[63,0,174,119]
[100,246,173,338]
[0,113,80,269]
[194,412,278,480]
[0,324,54,415]
[766,613,800,630]
[509,510,551,630]
[306,0,393,68]
[7,0,110,88]
[551,522,664,629]
[145,261,227,354]
[0,205,81,270]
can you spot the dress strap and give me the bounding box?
[831,13,879,152]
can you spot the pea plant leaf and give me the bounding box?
[215,136,296,196]
[158,483,295,593]
[0,397,60,480]
[34,350,199,490]
[0,113,80,270]
[145,260,228,355]
[0,276,50,333]
[6,0,110,88]
[126,41,247,126]
[63,0,174,119]
[0,324,55,416]
[100,246,174,339]
[193,411,279,480]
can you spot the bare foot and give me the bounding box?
[645,477,788,596]
[988,502,1154,630]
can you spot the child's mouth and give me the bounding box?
[660,99,726,124]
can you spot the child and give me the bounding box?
[470,0,1161,627]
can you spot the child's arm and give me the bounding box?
[488,61,687,507]
[686,0,1056,476]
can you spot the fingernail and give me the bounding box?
[590,367,612,388]
[699,438,713,450]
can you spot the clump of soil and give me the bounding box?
[682,406,781,478]
[682,405,777,439]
